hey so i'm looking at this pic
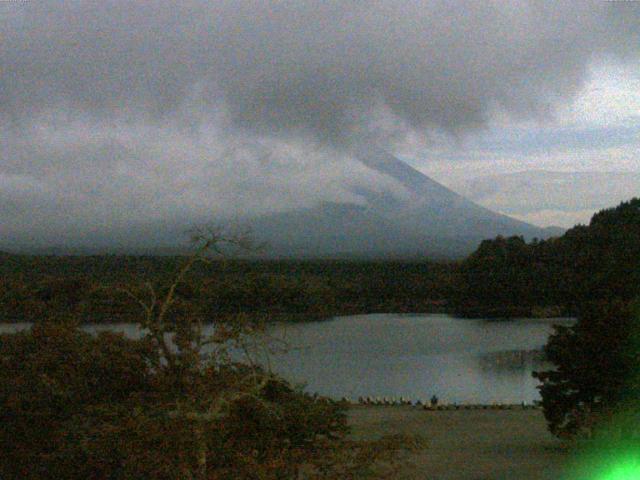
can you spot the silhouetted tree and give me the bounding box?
[533,300,640,439]
[454,198,640,319]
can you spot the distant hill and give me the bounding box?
[452,170,640,228]
[452,197,640,318]
[247,149,558,258]
[2,151,559,258]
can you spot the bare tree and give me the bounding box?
[121,225,273,479]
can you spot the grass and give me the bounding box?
[347,406,572,479]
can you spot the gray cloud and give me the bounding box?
[0,116,408,248]
[1,1,639,248]
[2,1,638,142]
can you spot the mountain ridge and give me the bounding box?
[246,149,559,258]
[2,151,562,258]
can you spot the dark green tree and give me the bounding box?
[533,300,640,439]
[454,198,640,319]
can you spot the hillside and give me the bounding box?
[248,149,556,258]
[1,152,558,259]
[453,198,640,317]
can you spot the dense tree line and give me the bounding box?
[453,198,640,318]
[2,199,638,324]
[0,257,456,323]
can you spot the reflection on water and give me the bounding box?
[261,314,574,404]
[478,349,548,372]
[0,314,573,404]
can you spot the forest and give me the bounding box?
[0,255,456,324]
[453,198,640,318]
[2,198,639,324]
[1,199,639,478]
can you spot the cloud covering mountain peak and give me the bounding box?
[2,1,638,145]
[1,1,638,249]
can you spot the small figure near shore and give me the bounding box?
[430,395,439,407]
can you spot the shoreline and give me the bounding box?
[344,401,542,410]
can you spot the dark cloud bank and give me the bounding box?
[1,1,638,250]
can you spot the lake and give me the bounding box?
[0,314,573,404]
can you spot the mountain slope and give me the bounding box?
[5,151,557,257]
[249,149,556,258]
[354,147,552,240]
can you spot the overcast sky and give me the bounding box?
[1,1,639,247]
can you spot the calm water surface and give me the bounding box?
[0,314,573,404]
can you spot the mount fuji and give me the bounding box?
[248,148,560,258]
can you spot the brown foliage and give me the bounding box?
[0,229,420,478]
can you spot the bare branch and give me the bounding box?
[117,287,152,316]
